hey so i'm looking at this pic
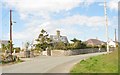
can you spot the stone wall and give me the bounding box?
[51,48,108,56]
[51,50,65,56]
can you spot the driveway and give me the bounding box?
[2,52,107,73]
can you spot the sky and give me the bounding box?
[0,0,119,47]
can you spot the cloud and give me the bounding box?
[107,0,118,11]
[98,0,118,11]
[53,14,111,27]
[10,14,114,42]
[2,0,82,20]
[12,21,51,40]
[3,0,118,21]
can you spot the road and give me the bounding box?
[2,52,107,73]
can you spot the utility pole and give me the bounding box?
[114,29,117,47]
[115,29,117,42]
[10,9,13,55]
[104,0,109,52]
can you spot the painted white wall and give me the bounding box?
[0,44,1,48]
[42,51,47,56]
[108,41,116,47]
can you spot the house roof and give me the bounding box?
[50,35,68,43]
[86,39,105,46]
[0,40,9,45]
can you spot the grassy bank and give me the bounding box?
[70,49,118,73]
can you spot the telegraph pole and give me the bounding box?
[114,29,117,47]
[10,9,13,55]
[115,29,117,42]
[104,0,109,52]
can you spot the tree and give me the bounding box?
[70,38,87,49]
[1,41,14,52]
[35,29,51,51]
[71,38,81,43]
[14,47,21,53]
[70,38,81,49]
[1,44,7,52]
[73,41,81,49]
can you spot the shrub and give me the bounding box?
[13,47,21,53]
[1,55,20,64]
[101,45,106,48]
[86,45,93,48]
[53,42,67,50]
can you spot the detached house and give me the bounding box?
[85,39,105,47]
[108,39,117,47]
[50,30,69,44]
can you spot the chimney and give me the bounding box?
[56,30,60,38]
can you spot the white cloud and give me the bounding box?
[2,0,82,20]
[10,14,115,43]
[53,14,111,27]
[12,22,51,40]
[99,0,118,11]
[11,21,58,41]
[3,0,118,22]
[81,0,96,7]
[107,0,118,11]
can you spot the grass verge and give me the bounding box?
[70,49,118,73]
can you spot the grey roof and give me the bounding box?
[50,35,69,43]
[0,40,9,48]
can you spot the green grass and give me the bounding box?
[70,49,118,73]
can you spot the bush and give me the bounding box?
[1,55,20,64]
[101,45,106,48]
[14,47,21,53]
[93,46,99,48]
[66,43,73,50]
[86,45,93,48]
[80,42,87,49]
[53,42,67,50]
[66,42,87,50]
[73,41,81,49]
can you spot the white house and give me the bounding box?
[108,39,116,47]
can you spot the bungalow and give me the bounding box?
[85,39,105,47]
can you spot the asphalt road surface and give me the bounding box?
[2,52,107,73]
